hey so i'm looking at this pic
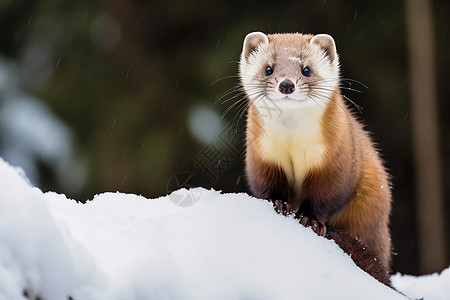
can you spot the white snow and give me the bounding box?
[287,56,302,63]
[392,268,450,300]
[0,158,447,300]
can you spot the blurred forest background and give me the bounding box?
[0,0,449,276]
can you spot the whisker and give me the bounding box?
[220,88,266,120]
[308,82,365,114]
[232,101,249,128]
[210,86,241,111]
[210,75,241,86]
[221,98,246,119]
[306,93,327,111]
[343,95,364,114]
[308,90,355,119]
[340,87,363,94]
[211,81,265,111]
[311,85,363,94]
[340,78,369,89]
[315,77,369,91]
[219,92,247,106]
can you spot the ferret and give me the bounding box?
[239,32,392,270]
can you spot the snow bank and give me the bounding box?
[392,268,450,300]
[0,158,443,299]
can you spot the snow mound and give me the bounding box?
[392,268,450,300]
[0,157,435,300]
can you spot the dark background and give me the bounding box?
[0,0,448,275]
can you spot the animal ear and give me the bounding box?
[242,32,269,60]
[310,34,337,64]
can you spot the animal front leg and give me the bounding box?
[295,212,327,236]
[272,200,293,216]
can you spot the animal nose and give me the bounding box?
[278,80,295,94]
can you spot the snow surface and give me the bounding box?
[0,158,447,300]
[392,268,450,300]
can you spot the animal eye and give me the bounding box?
[265,66,274,76]
[302,67,311,77]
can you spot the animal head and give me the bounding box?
[239,32,340,111]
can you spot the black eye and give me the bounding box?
[265,66,274,76]
[302,67,311,77]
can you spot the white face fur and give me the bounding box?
[239,32,341,116]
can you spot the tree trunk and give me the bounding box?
[405,0,447,274]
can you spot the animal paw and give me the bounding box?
[272,200,293,216]
[297,214,327,236]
